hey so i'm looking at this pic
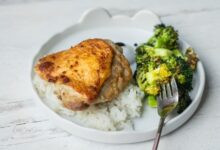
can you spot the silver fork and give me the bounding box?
[152,77,179,150]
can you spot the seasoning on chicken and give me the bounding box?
[35,39,132,110]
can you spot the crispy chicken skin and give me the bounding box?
[35,39,132,110]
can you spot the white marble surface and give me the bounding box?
[0,0,219,149]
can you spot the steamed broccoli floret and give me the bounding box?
[176,89,192,113]
[136,45,172,63]
[145,85,160,95]
[147,24,179,50]
[136,63,172,95]
[175,57,194,91]
[136,66,149,91]
[147,61,157,71]
[164,56,178,71]
[136,45,151,65]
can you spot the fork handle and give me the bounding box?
[152,117,166,150]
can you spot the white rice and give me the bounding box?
[33,75,144,131]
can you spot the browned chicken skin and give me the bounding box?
[35,39,132,110]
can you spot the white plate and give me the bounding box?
[30,8,205,143]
